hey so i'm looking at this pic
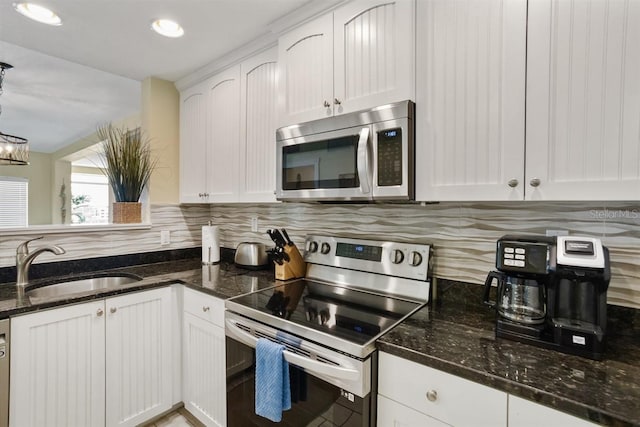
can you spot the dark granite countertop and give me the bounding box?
[1,259,638,425]
[377,279,640,427]
[0,258,277,319]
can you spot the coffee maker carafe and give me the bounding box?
[484,235,610,360]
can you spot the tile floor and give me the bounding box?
[142,409,198,427]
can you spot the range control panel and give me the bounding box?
[304,235,432,281]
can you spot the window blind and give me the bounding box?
[0,176,28,227]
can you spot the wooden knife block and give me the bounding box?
[275,245,306,281]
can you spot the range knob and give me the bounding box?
[390,249,404,264]
[308,241,319,253]
[320,242,331,254]
[409,251,423,267]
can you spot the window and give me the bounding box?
[71,173,109,224]
[0,176,28,227]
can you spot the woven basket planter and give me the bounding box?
[112,202,142,224]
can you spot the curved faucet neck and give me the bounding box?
[16,244,66,288]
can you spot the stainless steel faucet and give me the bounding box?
[16,236,65,288]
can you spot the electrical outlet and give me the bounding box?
[160,230,171,245]
[546,229,569,237]
[250,216,258,232]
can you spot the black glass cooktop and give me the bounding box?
[229,279,422,346]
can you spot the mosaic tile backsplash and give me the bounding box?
[1,201,638,308]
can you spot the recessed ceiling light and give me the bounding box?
[13,2,62,26]
[151,19,184,38]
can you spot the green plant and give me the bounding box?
[96,124,157,202]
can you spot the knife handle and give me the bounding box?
[281,228,294,246]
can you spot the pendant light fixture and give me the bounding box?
[0,62,29,165]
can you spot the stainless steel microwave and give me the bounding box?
[276,100,415,202]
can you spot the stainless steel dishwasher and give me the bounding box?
[0,318,9,427]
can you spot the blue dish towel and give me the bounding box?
[255,338,291,422]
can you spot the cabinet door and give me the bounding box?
[508,395,599,427]
[239,47,278,202]
[277,13,334,126]
[182,312,226,427]
[526,0,640,200]
[333,0,415,114]
[379,352,507,427]
[10,301,106,427]
[415,0,527,201]
[378,395,450,427]
[180,81,209,203]
[105,288,172,427]
[206,66,241,202]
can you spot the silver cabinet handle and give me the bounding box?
[96,308,104,317]
[530,178,541,187]
[426,390,438,402]
[202,306,210,312]
[508,179,518,188]
[323,100,330,108]
[334,98,342,105]
[110,307,117,314]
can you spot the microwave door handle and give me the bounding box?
[225,318,360,381]
[356,127,371,194]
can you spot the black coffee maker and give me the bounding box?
[484,235,610,360]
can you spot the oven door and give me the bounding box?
[276,125,372,201]
[225,312,375,427]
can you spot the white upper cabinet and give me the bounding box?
[278,0,415,127]
[526,0,640,200]
[179,81,208,203]
[415,0,527,201]
[278,13,334,125]
[206,66,241,202]
[333,0,415,114]
[179,47,279,203]
[239,48,278,202]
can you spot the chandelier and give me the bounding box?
[0,62,29,165]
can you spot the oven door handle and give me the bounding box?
[225,318,360,381]
[356,127,371,194]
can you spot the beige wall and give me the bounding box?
[142,77,180,204]
[1,151,52,225]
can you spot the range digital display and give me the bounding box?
[336,242,382,262]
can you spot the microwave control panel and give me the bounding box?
[377,127,403,187]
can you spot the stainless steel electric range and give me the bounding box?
[224,235,432,427]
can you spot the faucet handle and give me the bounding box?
[16,236,44,255]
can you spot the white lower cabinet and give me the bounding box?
[378,352,507,427]
[377,395,450,427]
[105,288,174,427]
[378,352,600,427]
[9,287,174,427]
[182,288,226,427]
[508,395,599,427]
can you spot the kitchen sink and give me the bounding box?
[26,274,143,299]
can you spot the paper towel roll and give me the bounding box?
[202,225,220,264]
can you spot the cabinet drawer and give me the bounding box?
[379,352,507,427]
[508,395,599,427]
[183,287,224,327]
[378,395,450,427]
